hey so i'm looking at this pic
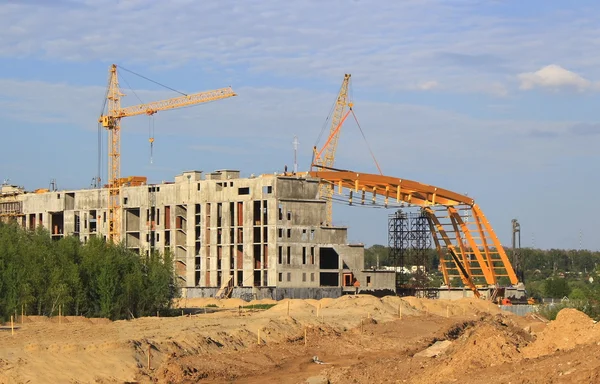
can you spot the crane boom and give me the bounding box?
[99,64,237,243]
[312,74,352,225]
[111,87,236,119]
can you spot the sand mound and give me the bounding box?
[399,297,458,316]
[449,323,525,368]
[523,308,600,358]
[400,296,425,310]
[266,299,316,315]
[454,297,502,314]
[16,315,110,325]
[400,296,501,317]
[380,296,419,316]
[248,298,277,306]
[419,315,532,383]
[88,317,111,324]
[304,299,319,308]
[20,316,50,324]
[176,298,223,308]
[317,297,335,308]
[220,298,248,308]
[325,294,382,310]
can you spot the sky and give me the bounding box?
[1,0,599,250]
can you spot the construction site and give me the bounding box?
[0,66,526,303]
[0,64,592,384]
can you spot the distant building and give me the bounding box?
[0,170,394,300]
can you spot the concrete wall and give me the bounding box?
[186,286,342,301]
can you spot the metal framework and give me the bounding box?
[388,209,431,292]
[99,64,237,242]
[311,74,353,225]
[308,169,519,297]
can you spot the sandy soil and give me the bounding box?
[1,295,598,384]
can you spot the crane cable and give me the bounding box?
[118,65,188,96]
[350,109,383,176]
[119,67,161,165]
[315,79,346,148]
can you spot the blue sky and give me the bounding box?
[1,0,599,250]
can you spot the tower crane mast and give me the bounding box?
[100,64,237,243]
[312,74,353,225]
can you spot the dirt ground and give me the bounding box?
[1,295,599,384]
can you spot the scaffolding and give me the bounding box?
[388,209,432,296]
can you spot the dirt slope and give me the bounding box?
[0,297,596,384]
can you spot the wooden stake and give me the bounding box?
[157,310,159,318]
[304,328,307,346]
[238,306,241,316]
[367,312,371,319]
[257,329,261,345]
[10,315,14,336]
[59,305,61,324]
[287,301,290,316]
[181,309,184,317]
[147,344,151,370]
[21,304,24,325]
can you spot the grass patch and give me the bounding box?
[241,304,276,310]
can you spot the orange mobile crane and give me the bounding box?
[99,64,237,243]
[307,74,519,298]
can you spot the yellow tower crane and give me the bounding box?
[311,74,353,225]
[99,64,237,243]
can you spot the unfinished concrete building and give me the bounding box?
[0,171,394,300]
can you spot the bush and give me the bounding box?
[537,300,600,321]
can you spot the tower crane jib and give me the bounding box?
[99,64,237,243]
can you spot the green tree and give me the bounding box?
[0,222,178,321]
[569,287,587,301]
[544,278,571,299]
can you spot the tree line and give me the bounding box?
[0,222,178,321]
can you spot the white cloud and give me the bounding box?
[518,64,592,91]
[416,80,439,91]
[1,77,599,249]
[2,1,600,94]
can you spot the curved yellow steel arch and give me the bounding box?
[308,170,518,296]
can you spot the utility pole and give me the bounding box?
[512,219,523,283]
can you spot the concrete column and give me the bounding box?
[186,202,195,286]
